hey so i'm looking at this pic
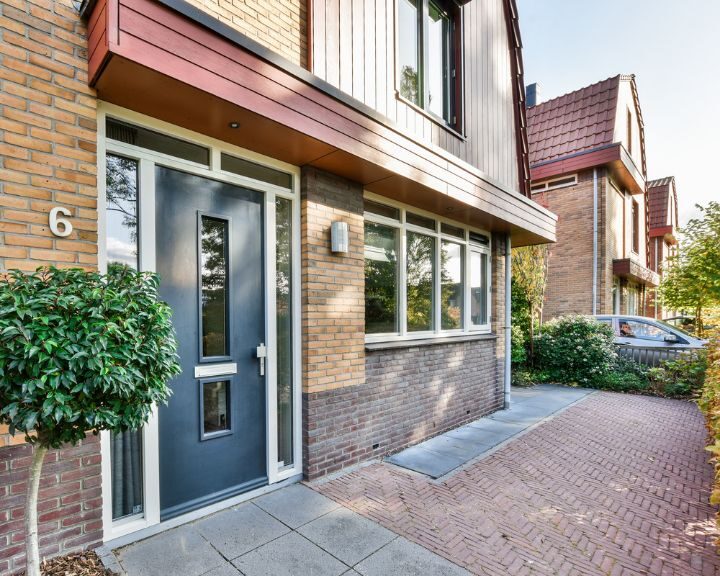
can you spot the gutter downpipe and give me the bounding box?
[592,169,598,315]
[504,233,512,408]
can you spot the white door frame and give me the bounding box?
[97,102,302,542]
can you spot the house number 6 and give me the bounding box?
[49,207,73,237]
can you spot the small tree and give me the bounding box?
[512,245,549,361]
[0,266,180,576]
[661,202,720,335]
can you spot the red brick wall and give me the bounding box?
[0,436,102,575]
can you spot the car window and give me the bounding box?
[618,319,668,341]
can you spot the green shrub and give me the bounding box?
[533,315,616,386]
[648,350,708,398]
[0,266,181,575]
[511,367,536,387]
[596,355,650,393]
[511,323,527,365]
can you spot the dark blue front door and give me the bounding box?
[155,166,266,520]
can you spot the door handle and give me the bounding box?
[256,343,267,376]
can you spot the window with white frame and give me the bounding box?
[363,196,491,340]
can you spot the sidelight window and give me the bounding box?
[397,0,461,128]
[363,197,491,340]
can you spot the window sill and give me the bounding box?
[365,333,497,351]
[395,92,466,142]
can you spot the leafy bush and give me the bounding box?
[0,266,180,575]
[511,367,535,387]
[511,323,527,365]
[0,266,180,446]
[595,355,650,393]
[648,351,708,398]
[533,315,616,386]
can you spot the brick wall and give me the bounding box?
[301,169,507,477]
[185,0,308,68]
[533,171,597,319]
[0,0,102,568]
[0,436,102,575]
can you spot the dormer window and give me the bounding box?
[397,0,461,129]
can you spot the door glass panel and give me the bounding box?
[470,250,488,326]
[200,216,229,358]
[111,429,144,520]
[406,231,435,332]
[106,154,138,270]
[398,0,420,105]
[441,241,463,330]
[276,198,294,468]
[202,380,231,436]
[365,222,399,334]
[106,154,144,521]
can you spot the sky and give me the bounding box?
[517,0,720,225]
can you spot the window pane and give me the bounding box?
[407,231,435,332]
[111,429,143,520]
[201,217,228,357]
[441,222,464,239]
[365,199,400,221]
[619,320,667,341]
[428,2,450,120]
[406,211,435,230]
[441,241,463,329]
[276,198,293,467]
[470,251,488,326]
[221,153,292,189]
[106,118,209,165]
[398,0,420,105]
[106,155,138,270]
[365,223,399,334]
[203,380,230,435]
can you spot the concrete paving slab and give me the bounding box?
[195,502,290,559]
[386,445,465,478]
[297,507,396,566]
[421,435,494,461]
[232,531,348,576]
[354,538,470,576]
[201,564,242,576]
[117,525,225,576]
[253,484,340,529]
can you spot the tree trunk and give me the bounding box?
[25,444,48,576]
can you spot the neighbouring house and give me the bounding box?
[526,75,660,320]
[645,176,680,319]
[0,0,556,570]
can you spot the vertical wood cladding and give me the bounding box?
[311,0,519,191]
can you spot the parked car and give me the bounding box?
[664,315,716,335]
[593,315,707,366]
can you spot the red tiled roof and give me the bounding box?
[648,177,677,230]
[527,76,621,166]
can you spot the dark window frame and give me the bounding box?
[631,199,640,254]
[397,0,463,131]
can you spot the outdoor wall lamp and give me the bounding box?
[331,221,349,254]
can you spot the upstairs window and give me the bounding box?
[398,0,461,129]
[631,199,640,254]
[626,109,633,155]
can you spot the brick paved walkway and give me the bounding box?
[315,392,720,576]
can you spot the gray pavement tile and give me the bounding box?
[386,445,465,478]
[252,484,340,529]
[297,507,396,566]
[117,525,225,576]
[195,502,290,559]
[232,531,348,576]
[466,418,526,434]
[444,424,503,444]
[421,435,493,461]
[201,564,243,576]
[354,537,470,576]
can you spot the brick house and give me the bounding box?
[526,75,660,320]
[0,0,556,570]
[645,176,679,318]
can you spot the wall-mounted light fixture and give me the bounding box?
[331,221,349,254]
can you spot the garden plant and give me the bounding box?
[0,266,180,576]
